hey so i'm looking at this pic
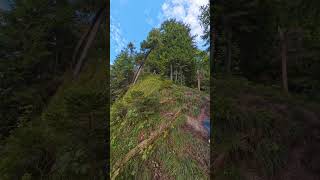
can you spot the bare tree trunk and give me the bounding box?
[133,66,143,84]
[73,8,106,77]
[132,50,151,84]
[72,20,94,68]
[279,26,289,94]
[175,68,178,82]
[132,66,141,84]
[226,27,232,75]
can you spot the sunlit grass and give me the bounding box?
[110,75,209,179]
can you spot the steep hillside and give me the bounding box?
[0,56,107,179]
[110,75,210,179]
[213,76,320,180]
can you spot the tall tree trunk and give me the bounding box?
[226,27,232,75]
[133,66,143,84]
[132,50,151,84]
[175,68,178,82]
[72,21,93,68]
[73,7,106,77]
[279,26,289,94]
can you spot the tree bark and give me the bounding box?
[132,50,151,84]
[279,26,289,94]
[175,68,178,82]
[72,21,93,69]
[73,7,106,77]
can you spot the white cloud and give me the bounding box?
[146,17,154,26]
[159,0,209,45]
[110,16,127,54]
[173,5,186,17]
[144,9,154,26]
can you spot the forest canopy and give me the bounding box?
[0,0,107,179]
[111,19,209,102]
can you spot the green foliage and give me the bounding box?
[110,43,136,102]
[199,4,210,48]
[141,28,162,50]
[153,125,208,179]
[0,57,107,179]
[111,18,210,106]
[213,77,312,178]
[195,50,210,92]
[143,19,198,87]
[0,0,75,138]
[0,0,107,178]
[111,75,209,179]
[0,120,55,180]
[210,0,320,97]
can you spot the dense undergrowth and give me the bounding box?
[0,55,107,179]
[213,76,320,179]
[111,75,209,179]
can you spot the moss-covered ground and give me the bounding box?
[213,76,320,180]
[111,75,210,179]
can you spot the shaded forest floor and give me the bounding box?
[110,75,210,179]
[213,76,320,180]
[0,54,107,179]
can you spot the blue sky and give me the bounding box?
[110,0,209,64]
